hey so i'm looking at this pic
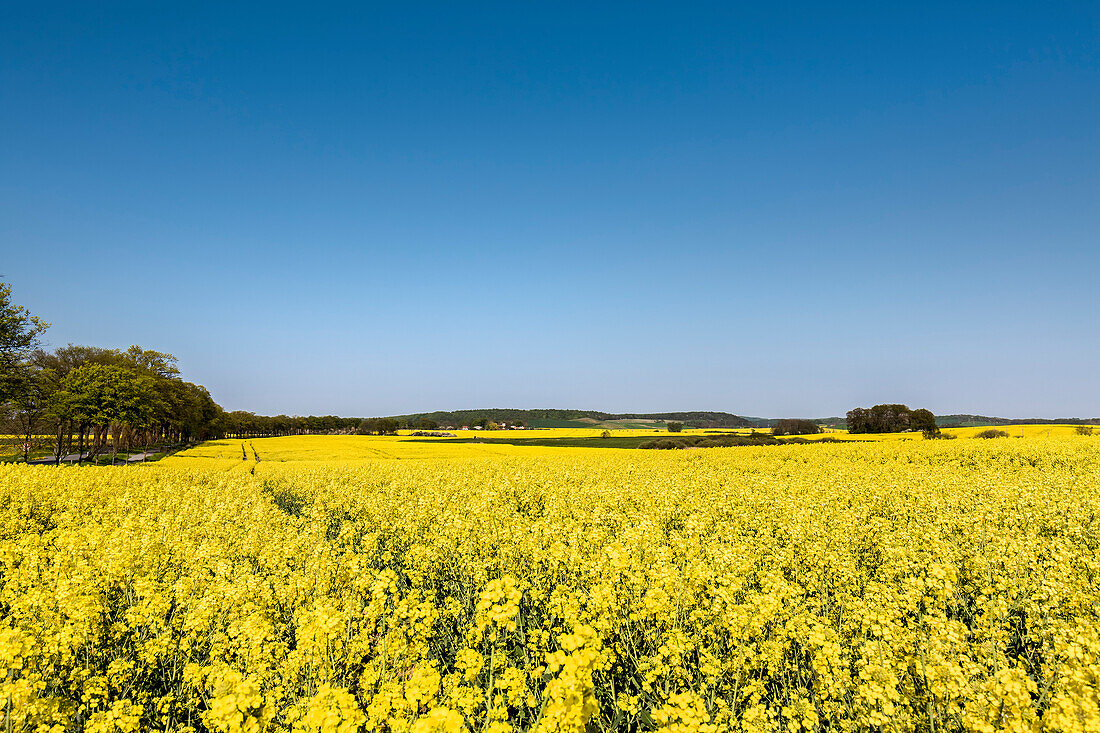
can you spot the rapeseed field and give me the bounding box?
[2,436,1098,732]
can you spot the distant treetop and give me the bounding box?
[846,404,938,435]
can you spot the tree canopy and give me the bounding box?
[0,282,49,404]
[846,404,938,435]
[1,280,370,463]
[772,419,822,436]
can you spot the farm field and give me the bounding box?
[164,429,765,465]
[167,433,627,466]
[163,424,1095,466]
[4,424,1089,465]
[2,435,1099,732]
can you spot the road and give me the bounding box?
[26,450,162,465]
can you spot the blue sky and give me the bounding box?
[2,2,1097,418]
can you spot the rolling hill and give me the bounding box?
[387,409,754,429]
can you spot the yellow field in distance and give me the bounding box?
[164,424,1095,466]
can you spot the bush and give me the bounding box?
[639,439,683,450]
[1076,425,1094,436]
[975,429,1010,439]
[638,433,783,450]
[772,419,822,436]
[600,430,611,439]
[666,422,683,433]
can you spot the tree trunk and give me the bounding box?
[54,423,65,465]
[89,425,105,462]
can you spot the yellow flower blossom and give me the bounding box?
[0,434,1098,731]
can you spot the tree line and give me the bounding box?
[220,412,361,438]
[388,408,754,429]
[0,282,360,463]
[3,281,953,462]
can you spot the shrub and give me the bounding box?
[666,422,683,433]
[600,430,611,439]
[1076,425,1094,436]
[639,439,683,449]
[772,419,822,436]
[638,433,782,450]
[975,429,1010,439]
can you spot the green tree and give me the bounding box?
[358,417,399,435]
[125,345,180,379]
[667,421,684,433]
[910,408,939,438]
[847,404,937,434]
[0,282,50,405]
[10,365,53,461]
[60,363,161,463]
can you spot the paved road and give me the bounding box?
[27,450,163,465]
[27,452,90,465]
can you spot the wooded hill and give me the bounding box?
[777,414,1100,430]
[934,414,1100,428]
[388,410,1100,431]
[386,409,754,429]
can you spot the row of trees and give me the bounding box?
[3,282,950,460]
[220,412,360,438]
[1,282,364,463]
[6,341,224,463]
[846,404,938,436]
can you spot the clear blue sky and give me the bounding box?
[2,2,1097,418]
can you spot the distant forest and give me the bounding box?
[387,409,753,429]
[387,410,1100,431]
[934,414,1100,428]
[767,414,1100,430]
